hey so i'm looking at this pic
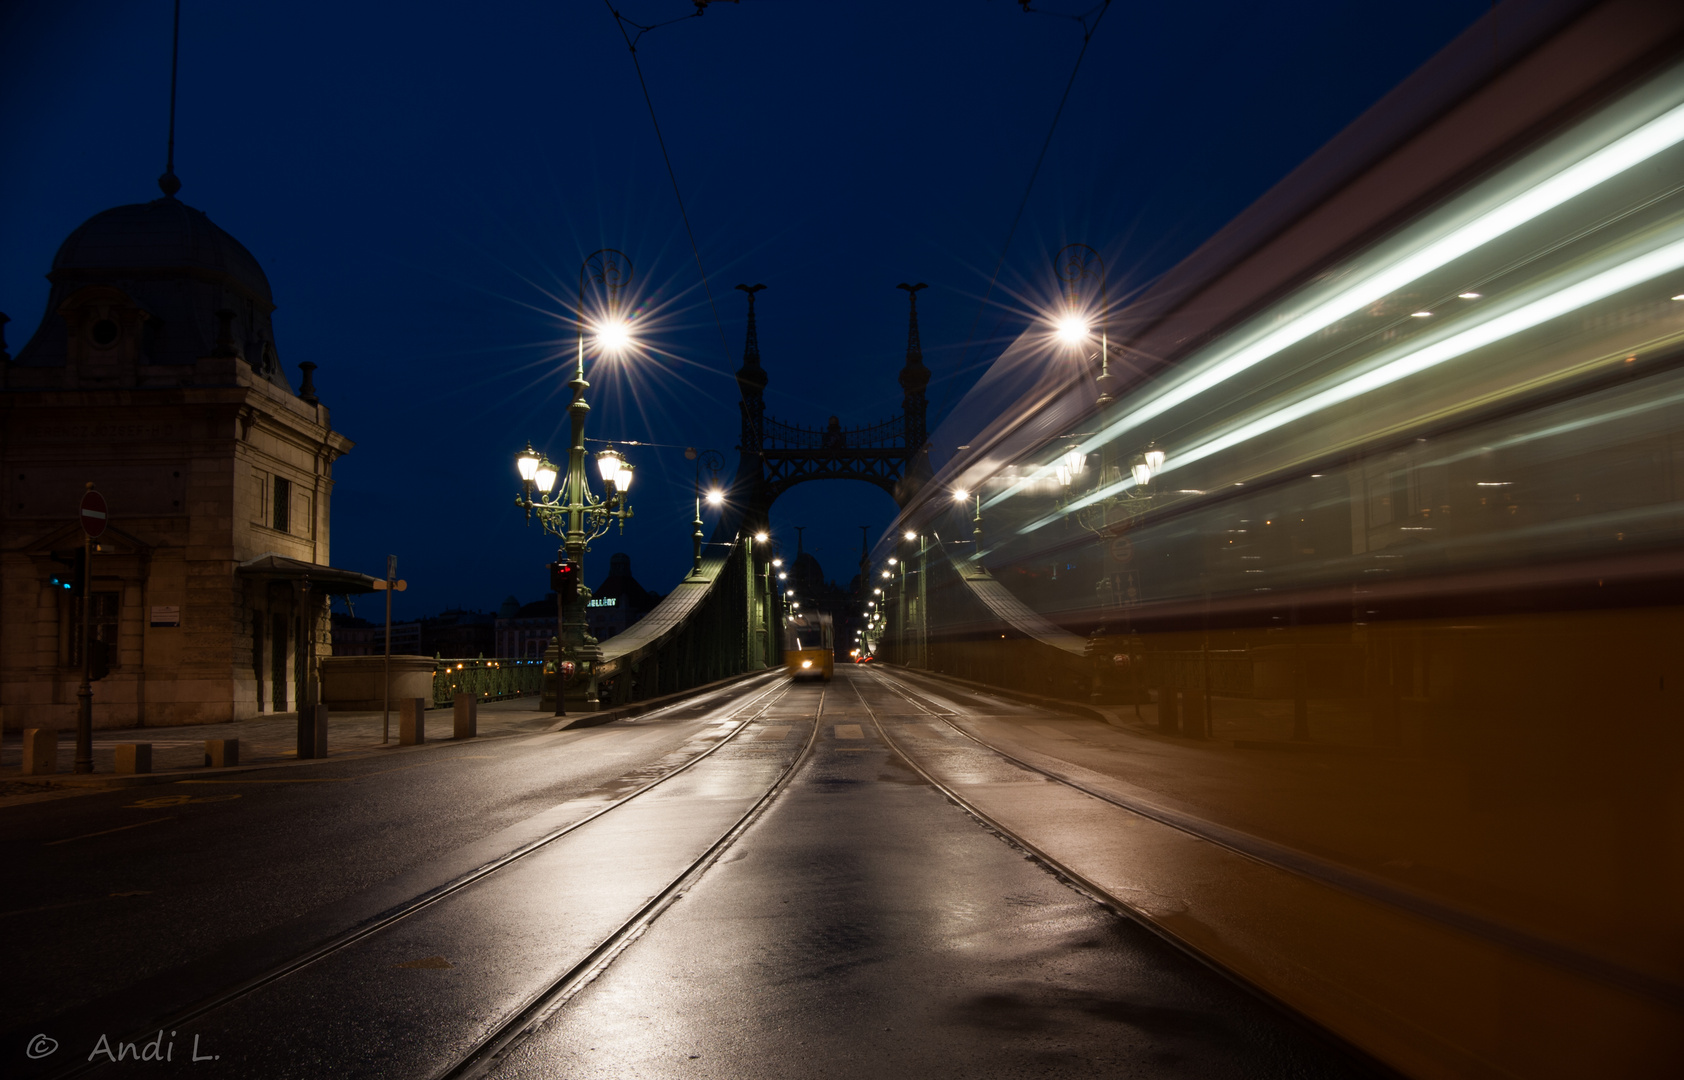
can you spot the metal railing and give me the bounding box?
[432,656,546,707]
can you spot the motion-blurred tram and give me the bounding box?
[869,20,1684,1078]
[782,611,834,681]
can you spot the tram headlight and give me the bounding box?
[801,660,812,669]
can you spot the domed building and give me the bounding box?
[0,181,373,729]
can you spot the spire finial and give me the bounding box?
[896,283,931,451]
[158,0,182,199]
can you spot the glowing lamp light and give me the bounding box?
[904,530,917,541]
[706,489,725,506]
[611,463,634,493]
[881,570,890,579]
[534,458,559,495]
[596,319,632,353]
[1055,465,1071,487]
[1055,313,1089,344]
[754,531,769,543]
[1459,292,1483,299]
[778,572,787,580]
[1131,463,1152,486]
[597,447,625,493]
[1411,311,1433,318]
[801,660,812,669]
[1063,446,1086,475]
[1144,448,1166,474]
[888,557,897,565]
[953,488,969,502]
[516,443,541,483]
[772,558,783,567]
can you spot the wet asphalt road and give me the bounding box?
[6,668,1379,1079]
[490,671,1373,1080]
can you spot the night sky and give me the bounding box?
[1,0,1486,621]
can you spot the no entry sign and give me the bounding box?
[80,488,108,538]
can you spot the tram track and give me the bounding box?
[860,665,1684,1013]
[44,675,818,1080]
[442,687,824,1079]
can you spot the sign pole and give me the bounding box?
[383,554,395,744]
[74,482,107,775]
[75,529,93,774]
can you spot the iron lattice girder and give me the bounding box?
[763,448,906,499]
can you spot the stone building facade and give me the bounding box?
[0,187,372,728]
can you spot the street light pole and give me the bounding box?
[685,447,723,576]
[513,249,637,715]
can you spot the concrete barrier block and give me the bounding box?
[20,728,56,776]
[204,738,239,768]
[115,743,152,775]
[453,693,477,739]
[400,698,426,745]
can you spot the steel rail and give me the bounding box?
[52,672,798,1080]
[865,666,1684,1011]
[846,672,1399,1077]
[442,684,826,1079]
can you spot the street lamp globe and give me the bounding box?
[597,445,624,485]
[535,458,559,495]
[596,319,632,354]
[953,488,969,502]
[903,531,916,541]
[1145,447,1166,475]
[1063,446,1087,475]
[517,443,541,483]
[706,489,725,506]
[1056,313,1089,344]
[1131,463,1152,486]
[754,531,769,543]
[611,462,634,494]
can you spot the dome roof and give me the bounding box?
[51,197,273,306]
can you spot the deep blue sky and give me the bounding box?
[1,0,1486,620]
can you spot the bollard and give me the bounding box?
[20,728,57,776]
[204,738,239,768]
[399,698,426,746]
[453,693,477,740]
[1157,688,1180,735]
[1183,690,1209,739]
[298,704,329,759]
[115,743,152,775]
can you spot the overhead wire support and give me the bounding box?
[601,0,737,365]
[941,0,1113,419]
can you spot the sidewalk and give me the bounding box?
[0,696,560,802]
[0,669,779,805]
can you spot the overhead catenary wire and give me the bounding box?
[938,0,1114,422]
[601,2,735,366]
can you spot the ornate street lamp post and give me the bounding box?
[685,446,724,576]
[513,249,637,714]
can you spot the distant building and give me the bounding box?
[420,608,495,658]
[330,613,378,656]
[586,553,662,642]
[496,594,557,659]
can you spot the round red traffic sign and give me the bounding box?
[80,489,108,538]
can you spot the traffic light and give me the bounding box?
[550,561,579,600]
[50,549,85,597]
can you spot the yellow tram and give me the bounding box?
[782,611,834,681]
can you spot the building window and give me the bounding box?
[273,476,291,534]
[70,592,120,668]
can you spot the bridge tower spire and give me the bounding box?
[733,284,770,518]
[896,283,930,452]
